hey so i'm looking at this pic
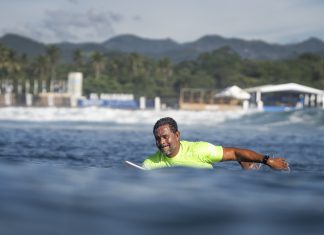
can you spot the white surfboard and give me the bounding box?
[125,160,146,170]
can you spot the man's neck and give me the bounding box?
[166,141,181,158]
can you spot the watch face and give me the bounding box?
[263,155,270,164]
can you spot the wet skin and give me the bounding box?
[154,124,180,157]
[153,124,289,170]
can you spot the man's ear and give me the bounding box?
[176,131,180,140]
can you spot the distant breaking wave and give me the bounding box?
[0,107,249,125]
[0,107,323,127]
[226,108,324,128]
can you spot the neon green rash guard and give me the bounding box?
[142,141,223,170]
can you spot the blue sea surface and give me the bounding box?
[0,108,324,235]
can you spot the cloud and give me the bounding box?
[4,8,124,43]
[132,15,142,21]
[66,0,79,4]
[45,9,124,42]
[1,0,323,44]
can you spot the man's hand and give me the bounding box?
[267,157,290,171]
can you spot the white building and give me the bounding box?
[245,83,324,111]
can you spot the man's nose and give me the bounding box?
[159,138,166,145]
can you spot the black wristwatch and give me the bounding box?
[262,155,270,164]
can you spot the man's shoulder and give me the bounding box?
[181,140,217,149]
[181,140,223,163]
[144,151,162,162]
[181,140,222,155]
[143,151,167,169]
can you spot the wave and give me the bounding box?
[227,108,324,128]
[0,107,248,125]
[0,107,323,127]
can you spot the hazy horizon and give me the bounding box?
[1,0,324,45]
[2,31,323,46]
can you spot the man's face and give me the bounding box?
[154,124,180,157]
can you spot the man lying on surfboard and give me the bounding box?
[141,117,289,171]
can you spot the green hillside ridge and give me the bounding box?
[0,33,324,107]
[1,33,324,62]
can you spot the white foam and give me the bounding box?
[0,107,250,125]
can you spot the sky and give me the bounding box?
[0,0,324,44]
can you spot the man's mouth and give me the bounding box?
[160,145,169,150]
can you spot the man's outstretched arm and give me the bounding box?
[222,147,289,170]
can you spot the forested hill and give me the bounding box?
[1,33,324,62]
[0,34,46,57]
[1,34,324,103]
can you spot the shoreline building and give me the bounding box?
[245,83,324,111]
[37,72,83,107]
[179,86,250,111]
[0,72,163,110]
[179,83,324,112]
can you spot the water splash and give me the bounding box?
[0,107,249,125]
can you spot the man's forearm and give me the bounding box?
[223,147,265,162]
[236,148,265,162]
[223,147,289,170]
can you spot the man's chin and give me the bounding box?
[161,151,170,156]
[160,149,172,156]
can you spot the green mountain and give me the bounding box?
[1,33,324,62]
[102,34,180,54]
[0,33,46,57]
[182,35,291,60]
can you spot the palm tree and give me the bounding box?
[0,45,22,94]
[46,45,60,82]
[91,51,105,79]
[32,55,49,92]
[72,48,83,71]
[0,44,20,77]
[158,58,173,77]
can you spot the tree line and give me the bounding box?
[1,43,324,103]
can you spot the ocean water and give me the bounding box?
[0,107,324,235]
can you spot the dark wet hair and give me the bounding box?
[153,117,178,134]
